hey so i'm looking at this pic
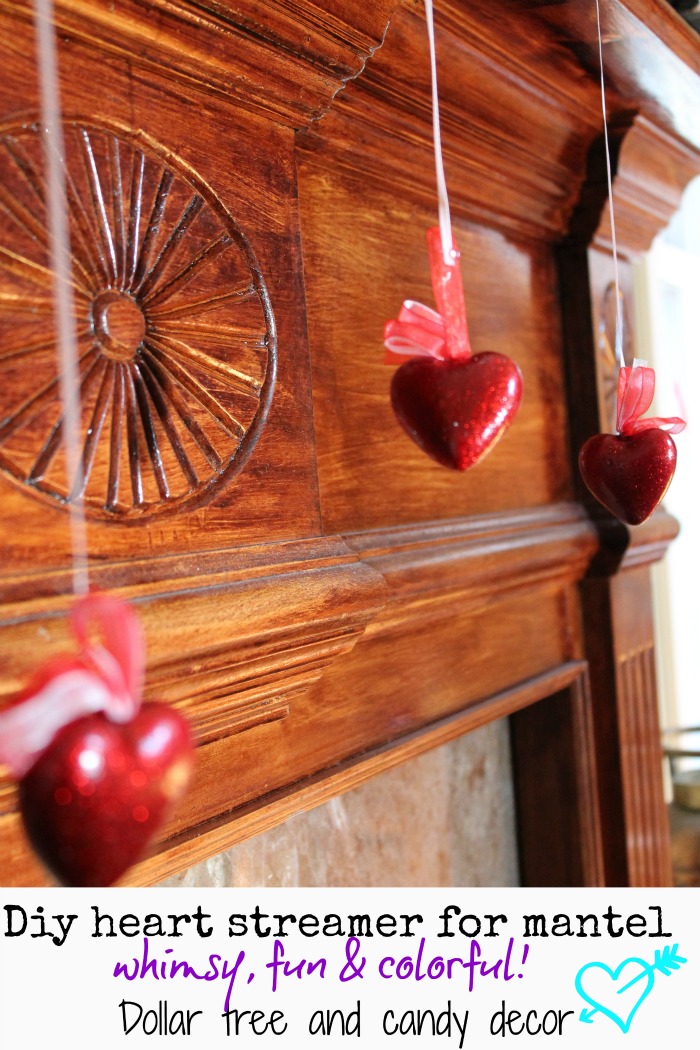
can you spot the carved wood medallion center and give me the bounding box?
[91,291,146,361]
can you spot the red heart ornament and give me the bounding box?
[578,428,677,526]
[19,702,193,886]
[391,352,523,470]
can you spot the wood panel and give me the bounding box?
[557,85,700,884]
[511,673,604,887]
[0,505,595,884]
[297,165,573,532]
[0,9,322,573]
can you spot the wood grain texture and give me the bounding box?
[2,0,401,129]
[0,8,323,573]
[0,534,389,766]
[511,672,605,887]
[344,503,597,607]
[0,508,594,885]
[596,116,700,256]
[297,0,603,242]
[297,167,573,533]
[528,0,700,152]
[0,120,277,518]
[0,661,590,886]
[557,106,695,884]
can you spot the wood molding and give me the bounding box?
[0,662,589,886]
[0,502,594,733]
[130,660,592,885]
[569,505,681,578]
[511,668,605,887]
[0,506,596,884]
[0,534,390,816]
[345,502,598,609]
[299,0,700,244]
[579,566,674,886]
[0,0,401,130]
[553,33,694,885]
[596,116,700,257]
[617,641,670,885]
[298,0,603,242]
[618,509,681,570]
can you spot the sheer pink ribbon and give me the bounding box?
[0,594,144,777]
[384,226,472,364]
[616,365,686,436]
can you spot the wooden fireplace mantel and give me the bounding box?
[0,0,698,886]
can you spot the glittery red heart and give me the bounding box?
[578,428,677,526]
[390,352,523,470]
[19,702,193,886]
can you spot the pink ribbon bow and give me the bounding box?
[384,226,472,364]
[616,365,686,436]
[0,594,144,777]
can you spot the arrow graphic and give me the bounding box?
[576,944,687,1032]
[618,944,687,989]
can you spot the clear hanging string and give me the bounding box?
[424,0,453,265]
[34,0,89,596]
[594,0,625,368]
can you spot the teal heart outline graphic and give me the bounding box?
[575,957,655,1033]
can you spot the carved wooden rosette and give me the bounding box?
[0,121,275,519]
